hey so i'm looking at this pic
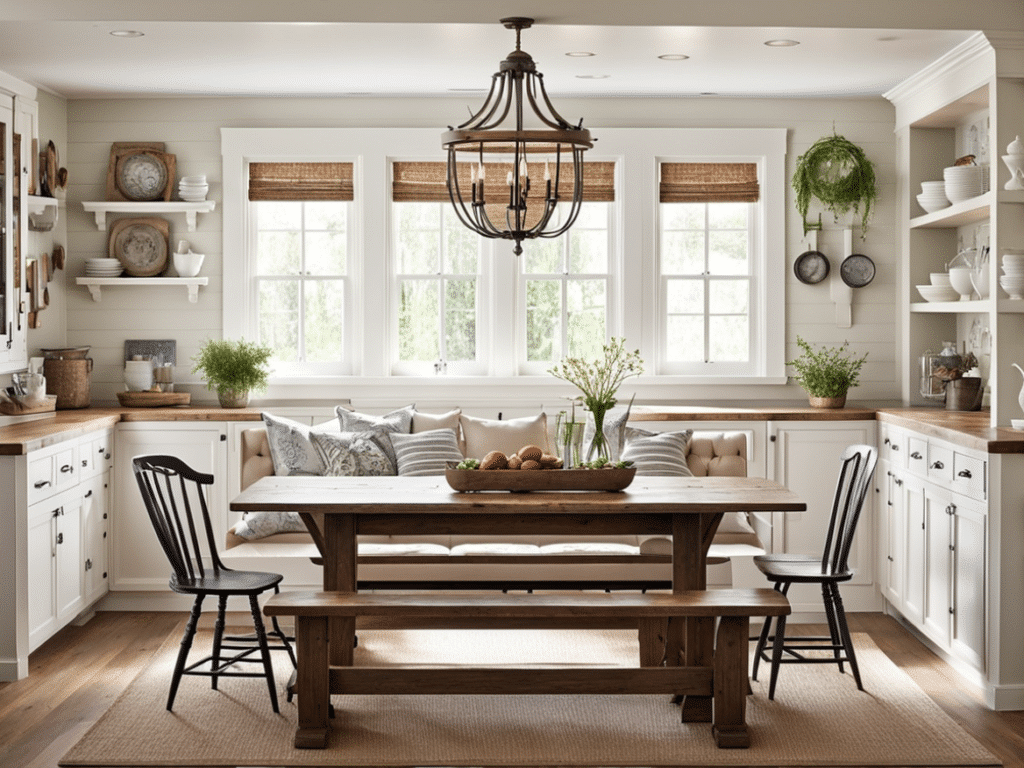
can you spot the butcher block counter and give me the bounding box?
[0,403,1022,455]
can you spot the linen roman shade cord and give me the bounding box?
[392,161,616,203]
[248,162,354,201]
[659,162,760,203]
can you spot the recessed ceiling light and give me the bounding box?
[565,51,595,58]
[764,39,799,47]
[700,92,718,96]
[109,30,144,38]
[576,74,610,80]
[877,36,900,42]
[658,54,690,61]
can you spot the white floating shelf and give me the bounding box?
[26,195,60,214]
[81,200,216,232]
[909,298,994,313]
[76,277,208,303]
[909,192,991,229]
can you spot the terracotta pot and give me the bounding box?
[808,394,847,409]
[217,388,250,408]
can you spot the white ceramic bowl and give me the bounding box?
[948,267,975,299]
[929,272,952,287]
[124,360,154,392]
[921,180,946,191]
[917,194,949,213]
[916,284,959,302]
[1000,276,1024,299]
[180,175,207,184]
[1011,419,1024,430]
[1002,253,1024,268]
[173,251,205,277]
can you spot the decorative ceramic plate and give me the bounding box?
[113,223,168,276]
[793,250,830,284]
[117,152,168,201]
[445,465,636,493]
[840,253,876,288]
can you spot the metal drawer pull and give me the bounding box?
[84,489,93,498]
[891,444,900,451]
[958,469,973,479]
[910,451,923,460]
[60,464,74,474]
[34,480,51,488]
[56,532,63,545]
[82,459,89,467]
[930,460,944,470]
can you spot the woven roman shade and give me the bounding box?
[392,161,616,204]
[248,162,354,201]
[659,163,759,203]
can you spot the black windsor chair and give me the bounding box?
[751,444,877,700]
[132,455,295,712]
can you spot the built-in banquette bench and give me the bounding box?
[222,422,766,590]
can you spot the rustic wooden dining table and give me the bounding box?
[231,474,805,722]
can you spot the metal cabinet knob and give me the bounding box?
[958,469,973,479]
[911,451,923,460]
[931,460,944,469]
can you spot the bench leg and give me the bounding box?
[294,616,330,749]
[679,617,714,722]
[712,615,750,748]
[638,618,666,666]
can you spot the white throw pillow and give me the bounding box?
[390,429,464,476]
[621,427,694,476]
[460,412,550,460]
[413,408,465,455]
[261,411,342,476]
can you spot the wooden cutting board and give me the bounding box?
[116,391,191,408]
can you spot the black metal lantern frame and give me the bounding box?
[441,17,593,255]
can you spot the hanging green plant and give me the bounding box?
[793,133,877,236]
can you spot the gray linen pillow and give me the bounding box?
[621,427,695,476]
[261,411,342,476]
[390,429,464,476]
[335,404,414,471]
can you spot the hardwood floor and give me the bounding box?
[1,611,1022,767]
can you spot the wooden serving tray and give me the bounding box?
[0,394,57,416]
[445,466,636,493]
[116,391,191,408]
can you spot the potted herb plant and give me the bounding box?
[191,338,273,408]
[793,132,877,235]
[788,336,868,409]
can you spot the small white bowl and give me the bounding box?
[1011,419,1024,430]
[929,272,952,287]
[948,267,975,299]
[917,194,949,213]
[916,284,959,302]
[180,175,207,184]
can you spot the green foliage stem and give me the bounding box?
[793,133,877,235]
[787,337,868,398]
[191,338,273,396]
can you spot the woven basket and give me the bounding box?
[44,358,93,409]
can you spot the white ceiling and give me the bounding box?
[0,3,985,100]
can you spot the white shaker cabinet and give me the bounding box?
[767,420,879,613]
[111,422,228,591]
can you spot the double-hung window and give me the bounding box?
[658,162,761,376]
[248,162,353,374]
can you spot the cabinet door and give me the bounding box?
[951,500,986,670]
[82,471,110,605]
[26,500,58,648]
[901,474,926,625]
[881,465,905,609]
[921,485,952,645]
[768,421,877,610]
[112,424,228,590]
[0,97,15,370]
[55,494,84,624]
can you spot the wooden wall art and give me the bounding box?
[105,141,176,202]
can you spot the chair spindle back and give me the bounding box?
[820,444,877,575]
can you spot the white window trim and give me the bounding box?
[221,127,786,404]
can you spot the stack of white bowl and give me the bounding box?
[85,257,122,277]
[943,164,984,204]
[916,271,959,303]
[1001,249,1024,300]
[178,175,209,202]
[916,181,949,213]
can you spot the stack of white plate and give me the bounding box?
[916,180,949,213]
[85,257,122,277]
[178,175,208,202]
[943,165,983,204]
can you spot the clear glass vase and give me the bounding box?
[586,404,611,463]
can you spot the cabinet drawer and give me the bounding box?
[953,452,987,500]
[27,453,56,504]
[907,437,928,477]
[927,444,954,485]
[54,446,78,490]
[881,427,906,469]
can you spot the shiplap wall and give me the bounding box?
[62,95,898,408]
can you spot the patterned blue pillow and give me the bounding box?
[310,431,395,477]
[261,411,341,476]
[335,405,414,471]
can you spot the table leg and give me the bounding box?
[324,514,357,667]
[294,616,330,749]
[673,513,719,722]
[712,615,750,748]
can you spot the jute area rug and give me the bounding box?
[60,627,999,768]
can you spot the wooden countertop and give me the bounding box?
[1,404,1023,456]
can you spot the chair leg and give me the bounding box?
[168,594,205,711]
[249,594,280,713]
[830,583,863,691]
[750,616,771,681]
[767,613,787,701]
[821,583,845,673]
[211,595,228,690]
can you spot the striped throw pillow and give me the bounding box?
[390,428,464,476]
[621,428,694,476]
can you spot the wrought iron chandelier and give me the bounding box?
[442,17,594,256]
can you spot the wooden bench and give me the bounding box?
[264,588,791,750]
